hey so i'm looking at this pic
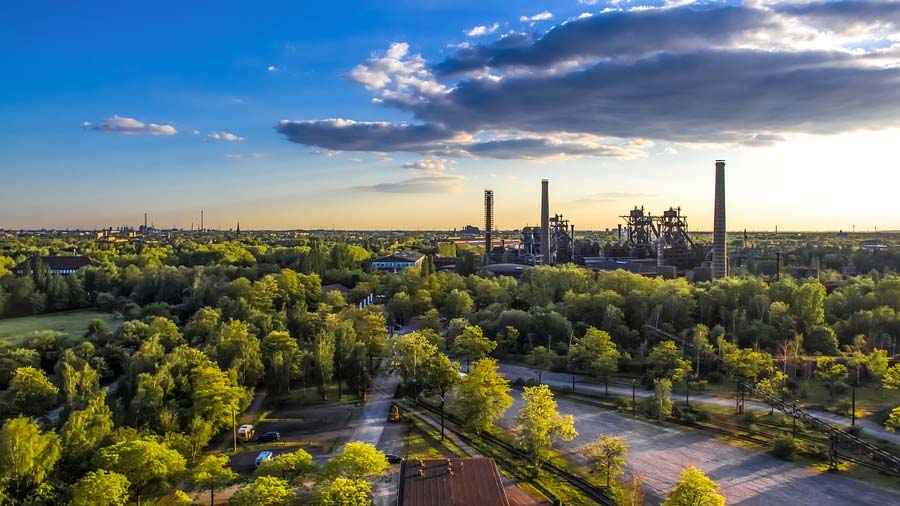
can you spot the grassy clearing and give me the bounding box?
[0,309,121,346]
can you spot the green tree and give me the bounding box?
[582,434,628,488]
[528,346,557,384]
[451,358,513,435]
[867,349,889,386]
[805,325,839,356]
[191,454,238,506]
[886,406,900,432]
[422,352,461,437]
[453,325,496,372]
[6,366,58,415]
[569,327,623,393]
[815,357,848,398]
[207,320,264,387]
[257,448,315,482]
[653,378,674,422]
[647,341,690,381]
[388,332,437,394]
[323,442,388,480]
[229,475,296,506]
[663,466,726,506]
[883,363,900,391]
[316,477,371,506]
[261,331,303,394]
[314,324,336,398]
[386,292,413,325]
[70,470,131,506]
[0,417,61,502]
[98,439,187,506]
[61,390,114,462]
[513,385,577,467]
[442,288,474,319]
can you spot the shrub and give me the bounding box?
[772,434,801,460]
[832,382,850,397]
[748,424,760,435]
[799,443,829,461]
[707,371,724,384]
[833,398,853,417]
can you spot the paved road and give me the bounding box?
[499,390,900,506]
[498,363,900,446]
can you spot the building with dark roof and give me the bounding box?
[372,251,425,272]
[398,458,510,506]
[14,256,95,276]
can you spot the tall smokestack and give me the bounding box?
[144,213,148,230]
[712,160,727,279]
[541,179,551,264]
[484,189,494,262]
[200,210,204,232]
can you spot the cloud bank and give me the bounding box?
[277,1,900,161]
[84,115,177,136]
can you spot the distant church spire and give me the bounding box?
[236,221,241,235]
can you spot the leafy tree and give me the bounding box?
[316,477,371,506]
[453,325,496,372]
[886,406,900,432]
[193,365,251,437]
[6,366,58,415]
[422,353,461,436]
[70,470,131,506]
[349,307,388,370]
[513,385,577,467]
[569,327,624,393]
[229,475,296,506]
[805,325,839,356]
[442,288,474,319]
[185,307,223,346]
[419,308,443,332]
[653,378,674,422]
[883,363,900,391]
[815,357,848,398]
[451,358,513,435]
[261,331,303,394]
[647,341,690,381]
[528,346,557,384]
[323,442,388,480]
[61,390,114,462]
[867,348,889,386]
[257,448,315,482]
[388,332,437,393]
[386,292,413,325]
[206,320,264,387]
[59,360,100,408]
[98,439,187,506]
[0,417,61,502]
[191,454,238,506]
[722,347,774,384]
[314,324,336,398]
[663,466,726,506]
[582,434,628,488]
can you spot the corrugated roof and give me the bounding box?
[398,458,510,506]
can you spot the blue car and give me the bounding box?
[255,451,274,468]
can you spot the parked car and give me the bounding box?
[386,454,402,464]
[257,431,281,443]
[255,451,274,468]
[237,424,255,442]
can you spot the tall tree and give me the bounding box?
[190,454,238,506]
[6,366,58,415]
[229,475,296,506]
[257,448,315,483]
[569,327,624,393]
[451,358,513,435]
[528,346,557,384]
[653,378,674,422]
[0,417,61,502]
[513,385,577,467]
[582,434,628,488]
[453,325,496,372]
[261,331,303,394]
[323,442,388,480]
[815,357,848,398]
[388,332,437,394]
[98,439,187,506]
[647,342,690,381]
[61,390,114,462]
[316,477,372,506]
[663,466,726,506]
[70,470,131,506]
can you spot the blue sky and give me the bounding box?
[2,1,900,231]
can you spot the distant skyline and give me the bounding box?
[3,1,900,232]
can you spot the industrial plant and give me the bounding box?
[481,160,729,280]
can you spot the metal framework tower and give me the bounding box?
[484,189,494,258]
[713,160,728,279]
[541,179,551,264]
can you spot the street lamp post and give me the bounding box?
[851,385,856,427]
[632,379,636,417]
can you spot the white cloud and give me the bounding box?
[402,159,452,171]
[267,65,279,72]
[224,152,266,160]
[208,131,245,142]
[466,23,500,37]
[192,129,201,135]
[87,115,177,136]
[520,11,553,22]
[354,173,463,194]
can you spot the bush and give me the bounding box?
[832,382,850,397]
[772,434,801,460]
[799,443,829,461]
[833,398,853,417]
[692,405,711,422]
[748,424,760,435]
[707,371,724,384]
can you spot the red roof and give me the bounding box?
[399,458,510,506]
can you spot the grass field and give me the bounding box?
[0,309,121,346]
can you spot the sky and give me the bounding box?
[2,0,900,232]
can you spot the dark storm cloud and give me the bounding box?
[434,5,774,75]
[275,119,457,152]
[411,50,900,142]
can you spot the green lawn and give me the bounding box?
[0,309,121,346]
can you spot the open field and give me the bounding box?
[0,309,121,346]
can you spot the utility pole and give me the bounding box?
[851,385,856,427]
[232,405,237,452]
[632,379,636,417]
